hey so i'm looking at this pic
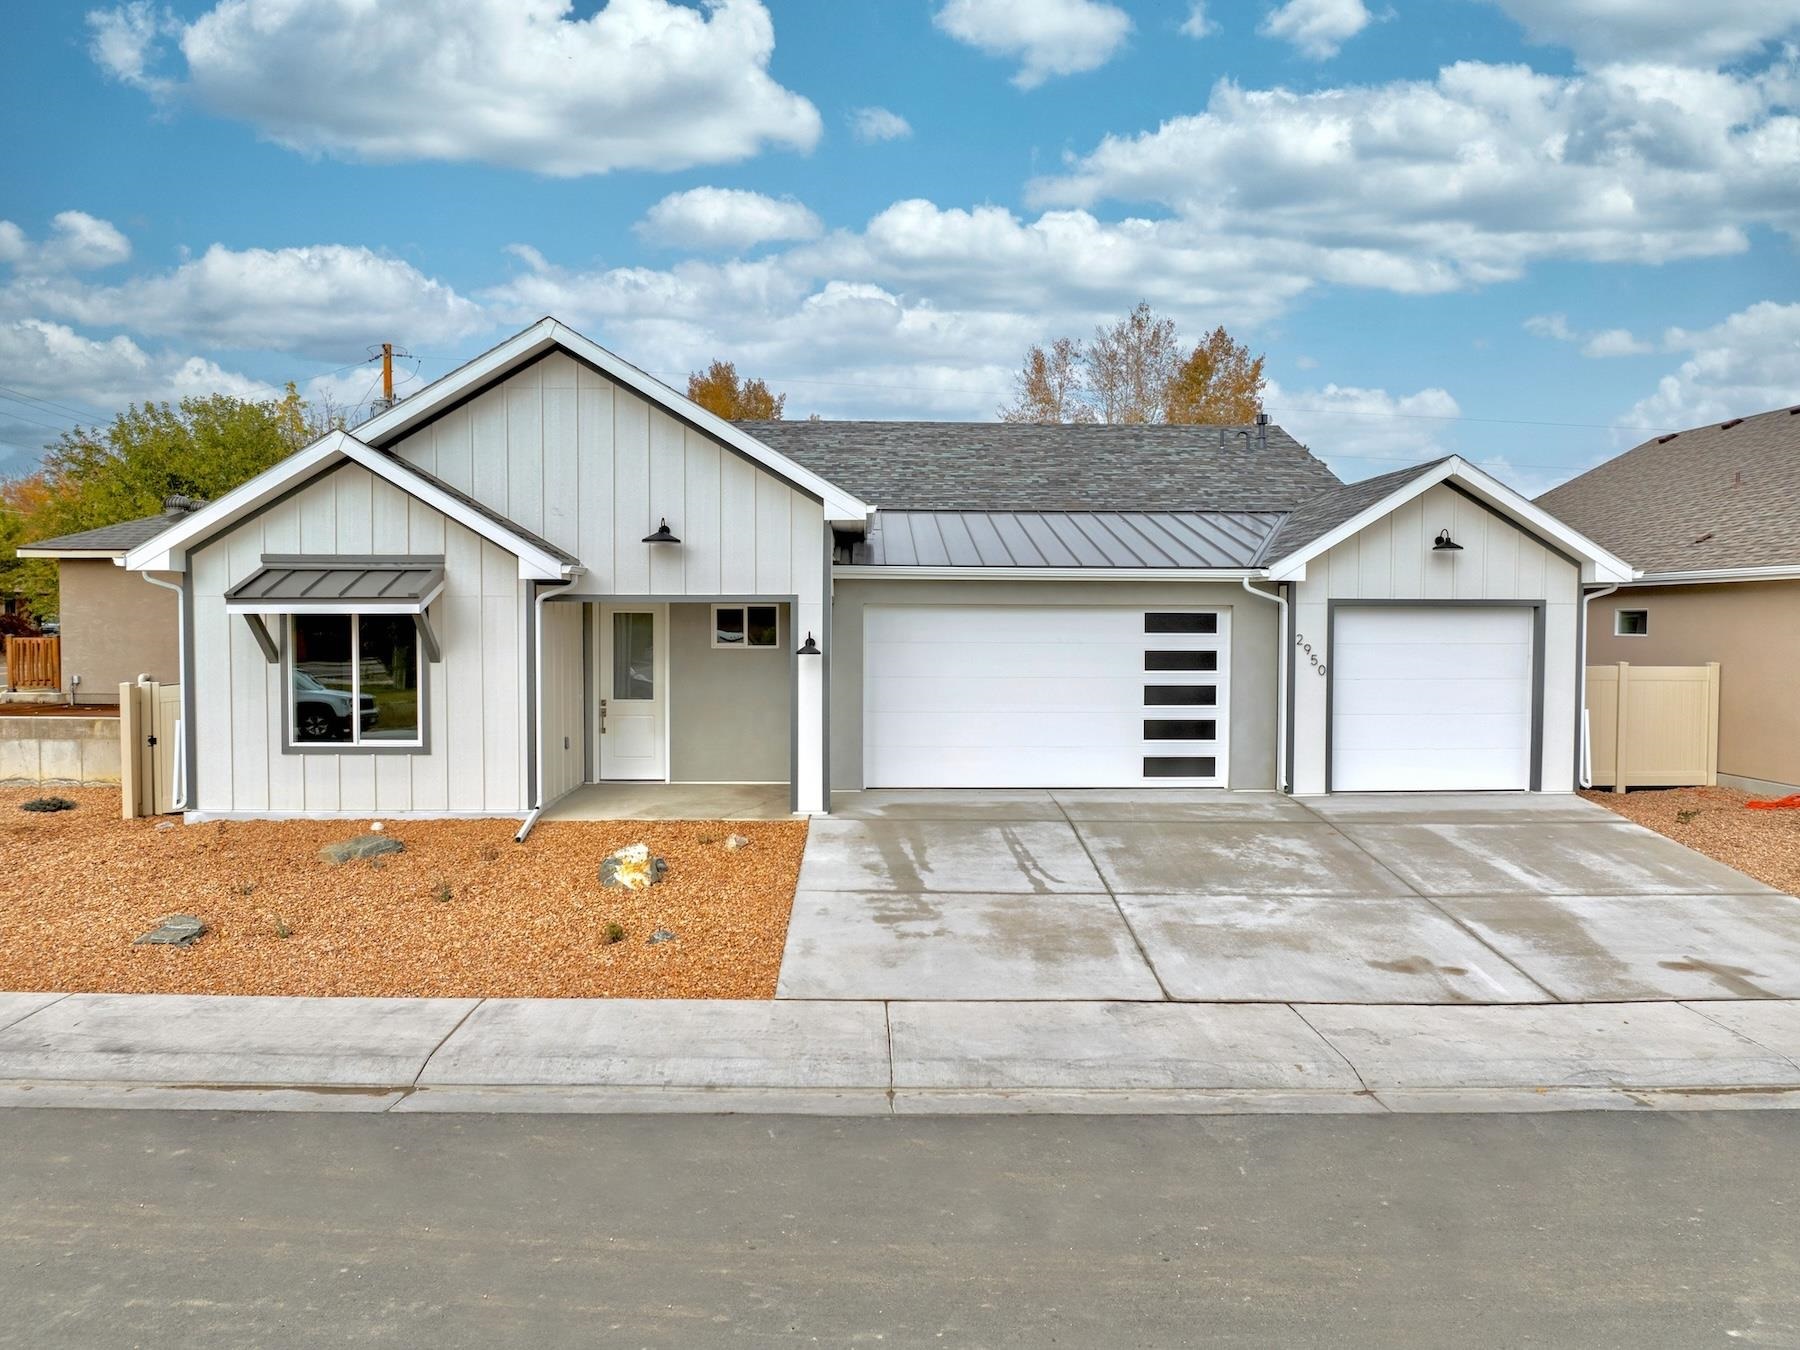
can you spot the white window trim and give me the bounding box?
[710,603,781,651]
[1614,608,1650,638]
[287,613,426,751]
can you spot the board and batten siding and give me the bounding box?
[190,461,528,816]
[1289,482,1582,795]
[538,598,585,805]
[386,352,829,810]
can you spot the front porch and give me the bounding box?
[541,781,795,821]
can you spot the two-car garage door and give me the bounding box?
[864,604,1228,788]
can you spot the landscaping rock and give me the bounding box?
[153,821,177,832]
[648,927,677,944]
[599,843,668,890]
[320,834,406,865]
[723,834,751,851]
[133,915,206,947]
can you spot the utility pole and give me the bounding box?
[381,342,394,407]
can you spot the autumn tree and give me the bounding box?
[997,302,1266,426]
[687,360,786,420]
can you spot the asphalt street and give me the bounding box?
[2,1108,1796,1348]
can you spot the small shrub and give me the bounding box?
[234,880,257,898]
[267,912,293,940]
[1676,809,1700,825]
[477,845,500,864]
[696,832,722,846]
[602,922,626,945]
[20,796,76,813]
[433,878,454,904]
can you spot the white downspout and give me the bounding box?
[1577,584,1619,789]
[140,572,188,811]
[1240,576,1288,793]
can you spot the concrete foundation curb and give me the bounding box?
[0,993,1797,1115]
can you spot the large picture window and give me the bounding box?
[290,614,422,748]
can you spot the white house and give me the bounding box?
[125,317,1634,823]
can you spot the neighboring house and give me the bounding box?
[1538,404,1800,794]
[122,317,1632,821]
[14,499,199,703]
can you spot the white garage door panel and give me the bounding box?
[864,604,1228,788]
[1332,606,1533,792]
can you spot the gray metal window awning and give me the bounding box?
[225,555,447,614]
[225,555,446,665]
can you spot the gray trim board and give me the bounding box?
[1282,580,1297,795]
[243,613,279,664]
[1325,599,1548,794]
[821,525,832,810]
[1444,481,1583,572]
[581,603,595,784]
[524,582,539,808]
[181,569,197,810]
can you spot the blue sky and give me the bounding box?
[1,0,1796,495]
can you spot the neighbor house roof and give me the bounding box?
[16,500,203,559]
[740,421,1341,512]
[1536,404,1800,576]
[854,510,1286,569]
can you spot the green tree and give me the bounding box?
[687,360,786,420]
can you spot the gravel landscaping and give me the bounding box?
[0,789,806,998]
[1583,786,1800,895]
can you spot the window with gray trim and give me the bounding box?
[712,604,779,649]
[290,614,423,747]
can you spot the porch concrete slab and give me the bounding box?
[1685,1000,1800,1065]
[828,789,1063,821]
[797,817,1103,894]
[1117,894,1551,1004]
[1072,821,1413,896]
[1340,821,1777,896]
[1299,1002,1800,1090]
[888,1001,1360,1091]
[1051,790,1320,823]
[0,994,477,1087]
[1299,793,1618,824]
[418,998,889,1090]
[0,993,64,1037]
[1439,893,1800,1001]
[776,892,1164,1001]
[543,783,793,821]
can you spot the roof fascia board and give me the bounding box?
[355,317,872,524]
[1264,457,1636,584]
[833,565,1263,581]
[13,547,127,559]
[1623,565,1800,587]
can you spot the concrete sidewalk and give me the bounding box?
[2,991,1799,1115]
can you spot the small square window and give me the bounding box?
[1615,609,1649,637]
[712,604,779,649]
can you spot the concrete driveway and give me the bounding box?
[777,790,1800,1004]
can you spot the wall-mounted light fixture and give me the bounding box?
[641,518,681,544]
[1432,528,1463,552]
[796,632,821,656]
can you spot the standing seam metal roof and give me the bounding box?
[225,558,446,606]
[856,510,1287,568]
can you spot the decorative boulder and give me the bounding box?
[599,843,668,890]
[134,915,206,947]
[320,834,406,865]
[648,927,677,944]
[723,834,751,851]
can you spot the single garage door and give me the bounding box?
[1331,605,1535,791]
[864,604,1229,788]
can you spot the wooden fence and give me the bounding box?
[3,636,60,691]
[1585,662,1719,791]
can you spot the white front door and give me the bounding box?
[1331,605,1535,791]
[598,604,667,780]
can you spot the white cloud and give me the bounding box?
[0,212,132,274]
[1180,3,1218,40]
[1259,0,1373,60]
[849,107,913,143]
[636,188,823,251]
[1268,379,1458,471]
[1524,313,1577,343]
[5,241,487,358]
[1525,312,1653,356]
[1485,0,1800,65]
[1623,300,1800,429]
[933,0,1133,89]
[1031,60,1800,288]
[88,0,822,177]
[0,318,271,415]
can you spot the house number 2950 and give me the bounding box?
[1294,634,1327,676]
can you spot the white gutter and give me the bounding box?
[832,566,1263,582]
[140,572,188,811]
[1239,577,1289,793]
[1577,584,1619,790]
[1620,564,1800,587]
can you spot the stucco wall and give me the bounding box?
[1587,580,1800,792]
[58,559,178,704]
[1289,482,1583,794]
[829,579,1279,791]
[668,601,790,783]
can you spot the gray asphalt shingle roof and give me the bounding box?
[1260,459,1451,562]
[738,420,1341,512]
[20,506,198,554]
[1536,405,1800,573]
[857,510,1287,568]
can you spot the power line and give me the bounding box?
[0,403,77,435]
[0,386,105,423]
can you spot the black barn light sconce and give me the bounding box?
[1432,528,1463,552]
[796,632,821,656]
[641,518,681,544]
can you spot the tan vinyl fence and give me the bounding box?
[1585,662,1719,792]
[119,679,183,817]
